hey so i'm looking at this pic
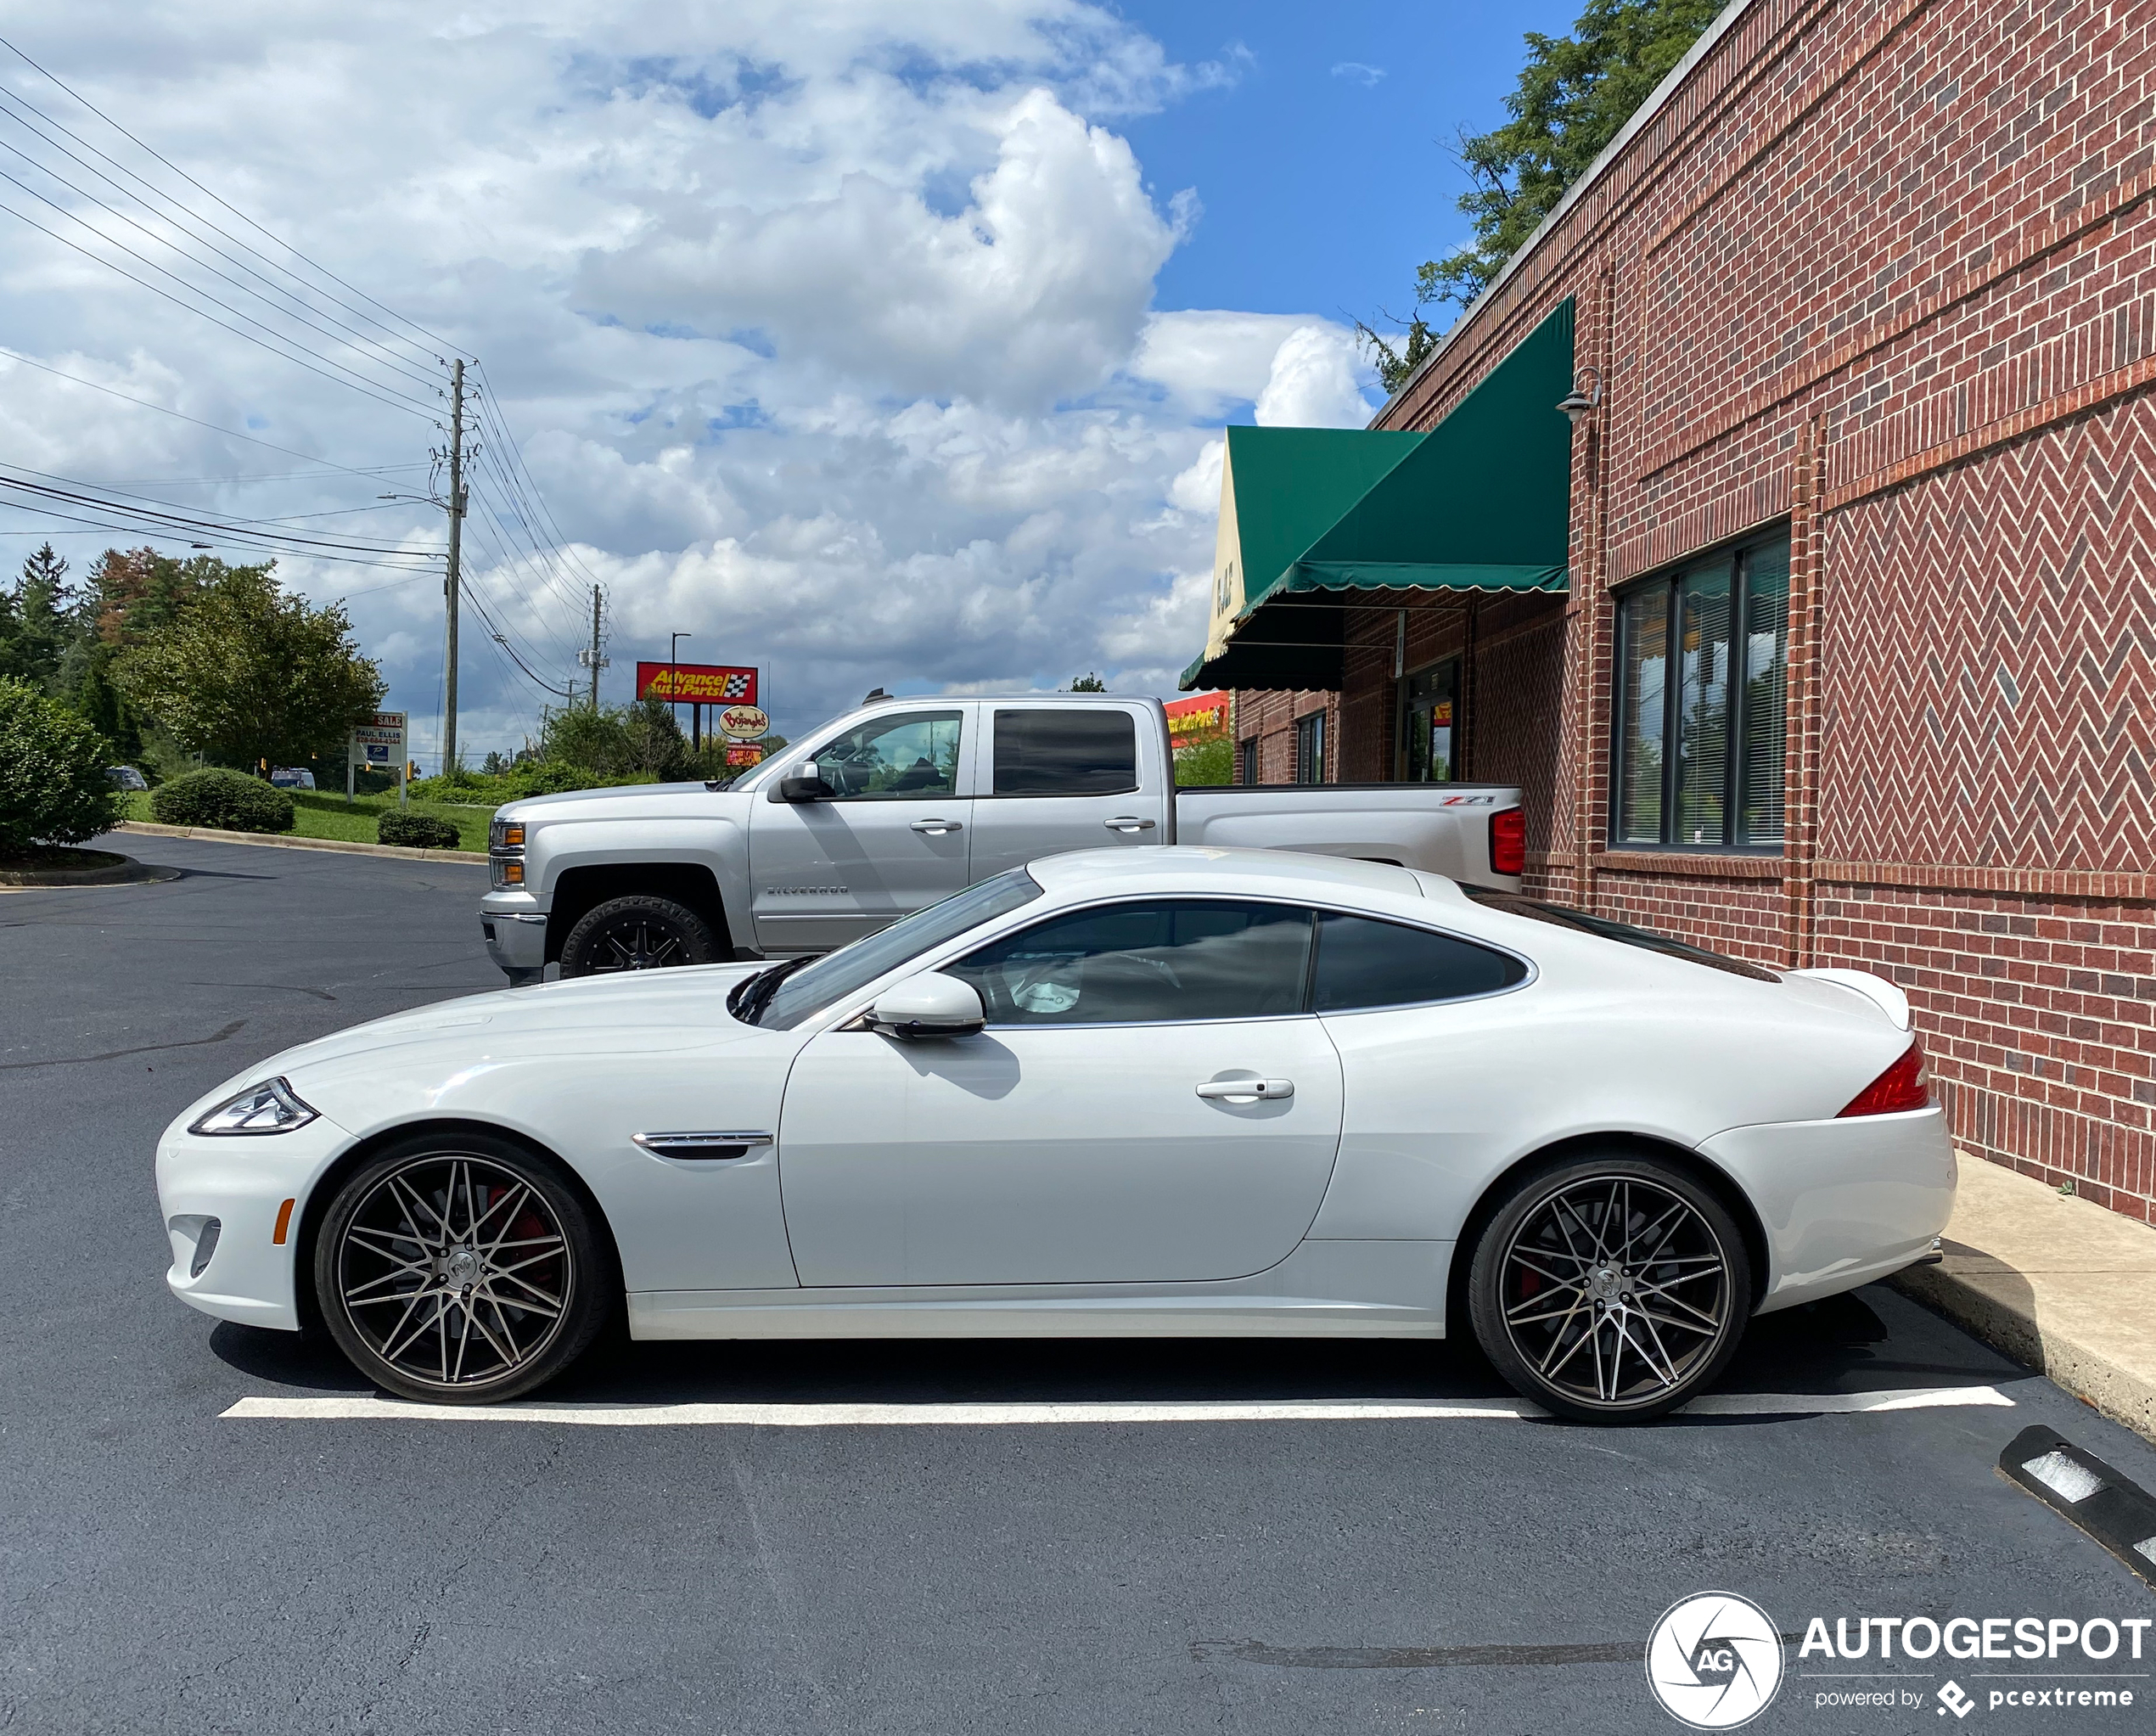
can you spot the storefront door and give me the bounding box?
[1400,660,1461,782]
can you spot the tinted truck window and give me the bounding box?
[993,709,1137,795]
[1311,912,1527,1012]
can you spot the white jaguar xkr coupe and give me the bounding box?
[157,847,1954,1422]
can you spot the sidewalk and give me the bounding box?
[1890,1155,2156,1442]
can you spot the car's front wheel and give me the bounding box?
[314,1133,610,1404]
[559,894,717,977]
[1467,1155,1750,1423]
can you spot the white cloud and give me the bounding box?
[0,2,1376,761]
[1329,62,1386,87]
[1255,325,1377,429]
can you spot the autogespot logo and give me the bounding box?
[1646,1592,1785,1730]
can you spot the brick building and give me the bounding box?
[1185,0,2156,1222]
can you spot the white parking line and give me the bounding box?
[219,1384,2016,1427]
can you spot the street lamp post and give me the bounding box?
[671,631,693,748]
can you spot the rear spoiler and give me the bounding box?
[1791,968,1911,1031]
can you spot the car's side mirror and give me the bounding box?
[777,761,834,803]
[867,972,985,1039]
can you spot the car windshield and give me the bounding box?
[735,868,1046,1030]
[1462,888,1780,982]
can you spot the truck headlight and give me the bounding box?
[188,1077,318,1137]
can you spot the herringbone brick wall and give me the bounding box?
[1820,392,2156,873]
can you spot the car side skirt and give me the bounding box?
[627,1238,1451,1340]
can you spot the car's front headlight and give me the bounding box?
[188,1077,318,1137]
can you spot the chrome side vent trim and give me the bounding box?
[632,1131,774,1160]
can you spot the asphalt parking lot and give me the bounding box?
[4,833,2154,1735]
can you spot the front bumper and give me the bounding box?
[480,888,548,980]
[155,1111,356,1331]
[1703,1105,1957,1313]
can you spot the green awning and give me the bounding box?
[1182,298,1575,692]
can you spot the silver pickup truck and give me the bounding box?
[479,692,1524,982]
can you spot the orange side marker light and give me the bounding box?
[272,1199,296,1244]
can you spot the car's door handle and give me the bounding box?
[1105,817,1157,833]
[1194,1078,1294,1101]
[910,818,963,834]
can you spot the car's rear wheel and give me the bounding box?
[559,894,716,977]
[1467,1155,1750,1423]
[314,1133,609,1404]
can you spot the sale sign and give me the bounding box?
[636,661,758,705]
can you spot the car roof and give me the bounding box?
[1025,846,1428,902]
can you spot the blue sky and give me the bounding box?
[1114,0,1581,326]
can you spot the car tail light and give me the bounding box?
[1839,1039,1929,1117]
[1489,808,1525,878]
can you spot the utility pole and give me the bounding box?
[581,583,608,708]
[442,358,468,773]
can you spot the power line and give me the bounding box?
[0,463,436,551]
[0,346,418,477]
[0,192,441,419]
[0,130,446,396]
[0,34,452,362]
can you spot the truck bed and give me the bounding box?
[1174,784,1521,887]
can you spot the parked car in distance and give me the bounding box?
[106,765,149,791]
[479,690,1526,983]
[157,846,1952,1421]
[269,767,317,790]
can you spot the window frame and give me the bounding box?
[1238,735,1259,785]
[982,704,1142,799]
[1294,710,1326,785]
[940,894,1536,1031]
[794,707,968,804]
[1609,529,1790,855]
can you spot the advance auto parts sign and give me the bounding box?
[718,705,769,741]
[635,661,757,705]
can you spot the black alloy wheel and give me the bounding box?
[314,1132,610,1404]
[1468,1155,1751,1423]
[559,894,717,978]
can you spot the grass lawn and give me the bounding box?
[123,789,495,852]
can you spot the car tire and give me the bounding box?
[559,894,717,977]
[1467,1154,1751,1424]
[314,1132,612,1405]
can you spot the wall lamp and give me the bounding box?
[1556,367,1603,426]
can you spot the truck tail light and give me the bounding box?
[1839,1039,1929,1117]
[1489,808,1525,878]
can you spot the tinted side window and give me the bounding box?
[993,709,1137,795]
[948,900,1312,1025]
[1311,912,1526,1012]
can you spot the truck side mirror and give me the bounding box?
[867,972,985,1039]
[777,761,834,803]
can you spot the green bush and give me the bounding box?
[377,811,461,850]
[0,676,124,857]
[149,767,295,834]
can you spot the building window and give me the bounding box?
[1612,531,1789,850]
[1238,736,1258,785]
[1294,710,1325,784]
[1399,659,1461,782]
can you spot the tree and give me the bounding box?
[1359,0,1726,393]
[0,676,122,857]
[115,565,385,773]
[0,543,81,688]
[1067,672,1107,692]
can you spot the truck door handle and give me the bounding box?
[1195,1078,1293,1102]
[910,818,963,834]
[1105,817,1157,833]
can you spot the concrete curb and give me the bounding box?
[0,851,180,887]
[115,820,487,866]
[1888,1154,2156,1445]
